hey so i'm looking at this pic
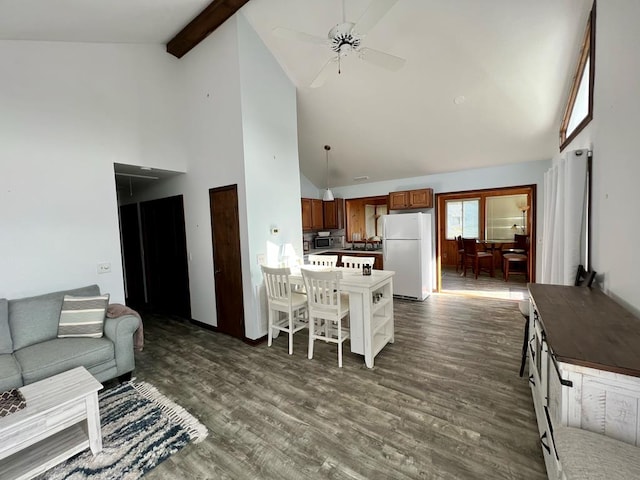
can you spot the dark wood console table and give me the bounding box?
[527,284,640,479]
[529,283,640,377]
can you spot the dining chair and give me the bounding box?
[261,265,308,355]
[341,255,375,270]
[301,268,350,368]
[455,235,465,273]
[463,238,494,279]
[308,254,338,268]
[502,233,529,255]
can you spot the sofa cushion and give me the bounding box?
[0,354,22,392]
[8,285,100,351]
[14,337,115,385]
[0,299,12,354]
[58,294,109,338]
[555,426,640,479]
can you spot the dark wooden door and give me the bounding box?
[119,203,145,309]
[209,185,245,339]
[140,195,191,319]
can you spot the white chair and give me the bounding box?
[261,265,307,355]
[308,254,338,267]
[301,268,350,367]
[341,255,375,270]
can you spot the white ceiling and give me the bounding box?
[0,0,592,188]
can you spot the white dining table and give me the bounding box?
[289,266,395,368]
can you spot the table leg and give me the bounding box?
[85,392,102,455]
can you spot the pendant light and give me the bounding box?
[322,144,334,201]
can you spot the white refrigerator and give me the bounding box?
[382,212,432,301]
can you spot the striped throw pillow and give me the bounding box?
[57,294,109,338]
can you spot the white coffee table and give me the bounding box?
[0,366,103,480]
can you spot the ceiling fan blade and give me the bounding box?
[272,27,327,46]
[353,0,399,36]
[358,47,406,71]
[310,57,339,88]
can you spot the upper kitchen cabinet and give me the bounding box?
[388,188,433,210]
[312,199,324,229]
[301,198,324,231]
[301,198,312,230]
[323,198,345,230]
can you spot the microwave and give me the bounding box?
[314,236,334,249]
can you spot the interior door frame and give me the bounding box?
[209,184,246,340]
[139,194,192,318]
[435,184,537,291]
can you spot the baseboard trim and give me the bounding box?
[189,318,267,346]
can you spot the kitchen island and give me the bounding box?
[290,267,394,368]
[306,248,384,270]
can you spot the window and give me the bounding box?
[446,199,479,239]
[485,194,528,240]
[560,3,595,151]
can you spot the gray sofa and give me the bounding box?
[0,284,139,391]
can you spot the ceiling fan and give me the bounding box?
[273,0,406,88]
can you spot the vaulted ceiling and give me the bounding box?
[0,0,592,188]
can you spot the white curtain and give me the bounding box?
[540,149,588,285]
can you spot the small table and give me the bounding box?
[0,367,103,480]
[291,266,395,368]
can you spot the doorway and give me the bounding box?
[119,195,191,318]
[436,185,535,299]
[209,184,245,340]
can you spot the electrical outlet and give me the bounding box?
[257,254,265,265]
[97,262,111,274]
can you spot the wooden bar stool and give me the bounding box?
[503,253,528,281]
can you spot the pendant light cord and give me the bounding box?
[325,145,331,190]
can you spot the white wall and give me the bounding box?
[237,14,302,339]
[119,15,301,339]
[119,17,246,328]
[561,0,640,314]
[0,41,183,300]
[300,172,321,198]
[330,160,550,199]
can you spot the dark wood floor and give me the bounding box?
[134,293,544,479]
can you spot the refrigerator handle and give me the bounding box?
[383,219,387,262]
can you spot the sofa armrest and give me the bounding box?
[104,314,139,376]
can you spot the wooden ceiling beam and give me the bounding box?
[166,0,251,59]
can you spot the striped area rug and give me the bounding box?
[41,381,208,479]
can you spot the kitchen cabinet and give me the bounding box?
[388,188,433,209]
[323,198,344,229]
[301,198,324,231]
[311,199,324,230]
[301,199,312,231]
[527,284,640,479]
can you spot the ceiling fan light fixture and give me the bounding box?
[273,0,404,88]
